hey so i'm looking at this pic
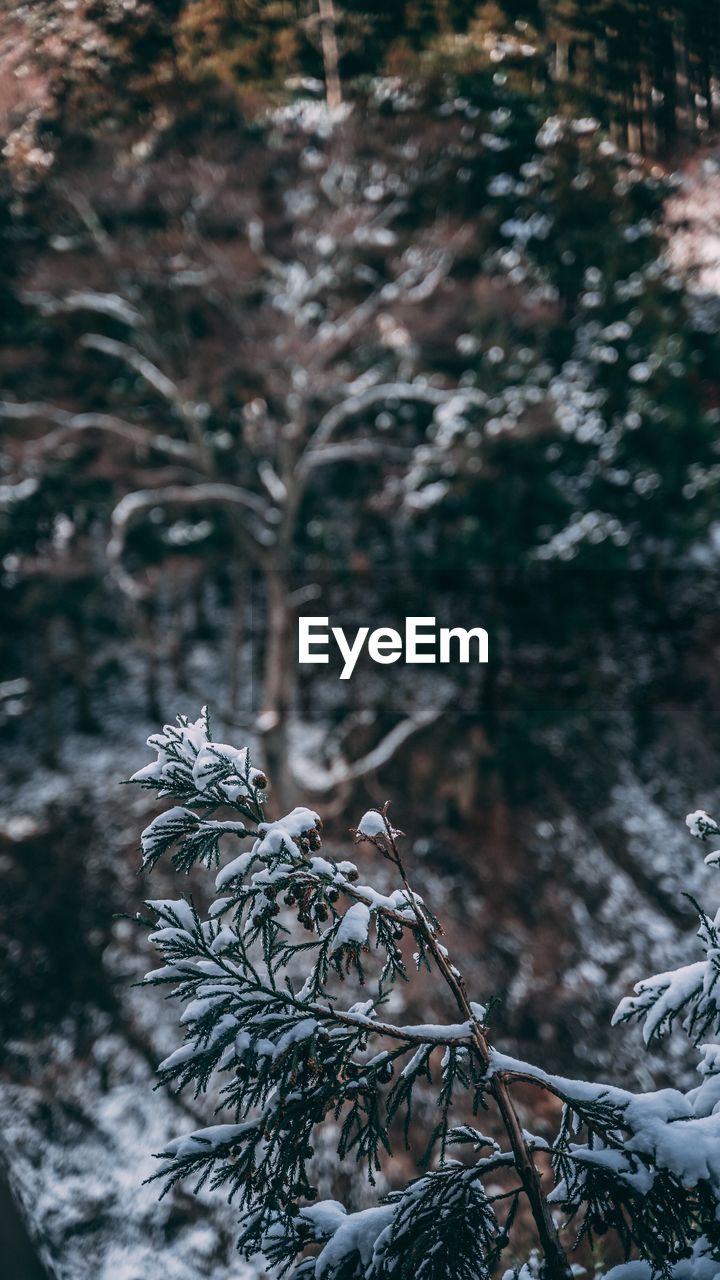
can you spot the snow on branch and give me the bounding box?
[129,713,720,1279]
[79,334,187,407]
[0,400,199,463]
[107,484,273,595]
[299,437,412,477]
[78,333,214,467]
[20,289,143,327]
[310,240,459,370]
[306,382,487,455]
[291,699,451,794]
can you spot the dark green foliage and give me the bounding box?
[130,711,720,1278]
[379,1168,500,1280]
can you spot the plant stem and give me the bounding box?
[387,831,573,1280]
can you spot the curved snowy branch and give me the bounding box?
[0,400,199,464]
[20,289,143,327]
[78,334,213,468]
[292,699,451,794]
[298,437,412,480]
[311,245,456,369]
[79,334,187,406]
[257,460,288,504]
[61,187,116,259]
[306,383,486,455]
[107,483,273,597]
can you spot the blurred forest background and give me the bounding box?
[1,1,720,1276]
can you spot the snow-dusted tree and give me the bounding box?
[0,84,483,805]
[3,45,717,808]
[132,708,720,1278]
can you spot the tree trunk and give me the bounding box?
[318,0,342,112]
[140,598,161,723]
[258,567,295,813]
[228,560,246,715]
[554,39,569,82]
[672,15,694,138]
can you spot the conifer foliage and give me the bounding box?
[132,710,720,1278]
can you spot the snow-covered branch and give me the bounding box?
[107,484,273,595]
[314,1005,473,1046]
[79,334,188,408]
[298,436,411,480]
[292,700,450,794]
[20,289,143,327]
[0,400,199,463]
[129,712,720,1280]
[306,382,487,455]
[310,242,458,370]
[78,334,214,468]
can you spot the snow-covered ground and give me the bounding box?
[0,1031,259,1280]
